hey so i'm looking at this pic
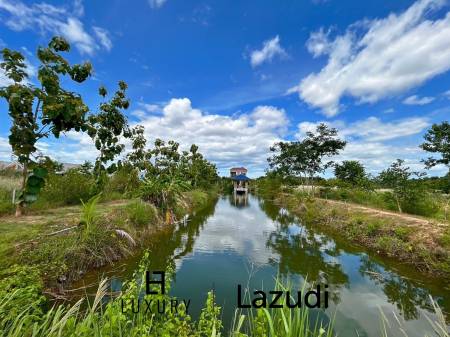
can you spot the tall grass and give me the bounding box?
[231,278,334,337]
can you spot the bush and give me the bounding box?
[124,200,157,227]
[31,170,96,209]
[401,190,440,217]
[104,165,141,197]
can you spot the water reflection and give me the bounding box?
[228,192,250,208]
[76,194,449,336]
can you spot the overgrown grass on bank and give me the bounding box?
[318,186,449,220]
[256,181,450,278]
[257,179,450,277]
[0,188,214,292]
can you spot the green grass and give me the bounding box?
[268,191,450,278]
[319,187,446,220]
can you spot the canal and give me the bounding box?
[76,193,450,336]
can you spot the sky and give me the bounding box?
[0,0,449,177]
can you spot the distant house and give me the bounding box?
[230,167,250,194]
[230,167,247,177]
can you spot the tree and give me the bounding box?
[377,159,424,213]
[78,161,94,176]
[268,123,346,192]
[420,121,450,172]
[334,160,366,185]
[35,155,64,173]
[87,81,132,177]
[0,37,92,216]
[1,36,134,216]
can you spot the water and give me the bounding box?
[76,194,450,336]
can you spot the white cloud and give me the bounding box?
[296,116,433,174]
[402,95,435,105]
[134,98,288,176]
[138,103,160,112]
[250,36,288,68]
[0,0,112,55]
[443,89,450,98]
[0,137,11,161]
[148,0,167,9]
[93,27,112,51]
[342,116,430,141]
[292,0,450,116]
[297,116,429,142]
[306,28,331,58]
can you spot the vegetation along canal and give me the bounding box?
[74,193,450,337]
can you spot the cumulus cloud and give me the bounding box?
[0,0,112,55]
[296,116,432,174]
[250,36,288,68]
[148,0,167,9]
[292,0,450,116]
[403,95,435,105]
[134,98,288,176]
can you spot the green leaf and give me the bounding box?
[26,185,41,195]
[27,175,43,187]
[33,167,48,179]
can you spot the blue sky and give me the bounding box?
[0,0,449,177]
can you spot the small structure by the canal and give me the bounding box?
[230,167,250,194]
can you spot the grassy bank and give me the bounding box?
[318,185,449,221]
[256,181,450,279]
[0,188,217,294]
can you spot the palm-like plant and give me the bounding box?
[79,194,102,238]
[140,174,190,212]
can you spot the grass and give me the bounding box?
[319,186,447,220]
[0,175,20,216]
[264,188,450,278]
[232,278,335,337]
[0,187,215,293]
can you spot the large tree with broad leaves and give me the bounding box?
[0,36,133,216]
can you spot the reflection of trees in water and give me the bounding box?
[359,256,439,320]
[261,198,349,305]
[145,197,219,273]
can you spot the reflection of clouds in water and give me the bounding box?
[189,196,280,265]
[329,282,436,337]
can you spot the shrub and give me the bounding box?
[394,226,412,240]
[401,190,440,217]
[103,165,141,197]
[124,200,157,227]
[31,170,96,209]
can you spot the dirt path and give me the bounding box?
[319,198,448,243]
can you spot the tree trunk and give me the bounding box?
[15,162,27,217]
[395,195,402,213]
